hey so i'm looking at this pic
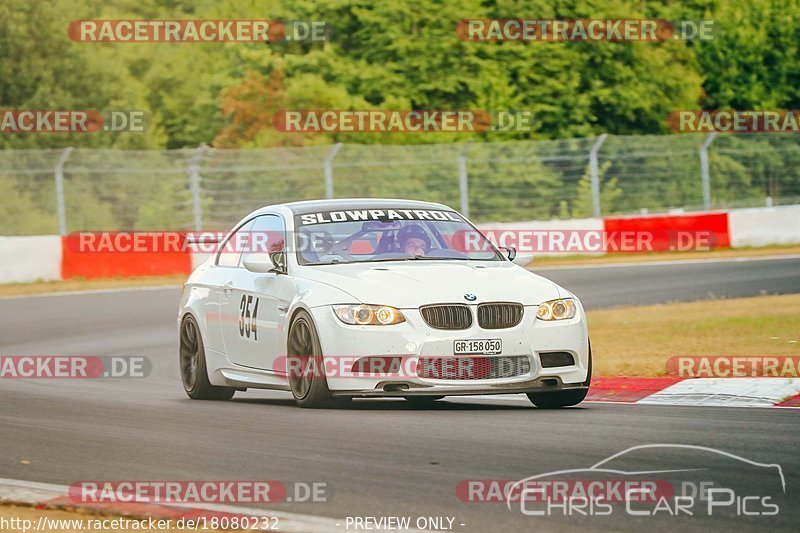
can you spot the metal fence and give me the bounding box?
[1,133,799,235]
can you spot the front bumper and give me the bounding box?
[309,303,590,396]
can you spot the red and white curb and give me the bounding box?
[0,477,356,532]
[633,378,800,407]
[466,377,800,408]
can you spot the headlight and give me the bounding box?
[333,304,406,325]
[536,298,577,321]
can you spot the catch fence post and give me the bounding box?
[188,144,206,231]
[324,143,343,199]
[55,147,73,235]
[459,142,472,217]
[700,132,718,210]
[589,134,608,218]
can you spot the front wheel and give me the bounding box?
[287,310,342,408]
[179,315,235,400]
[527,342,592,409]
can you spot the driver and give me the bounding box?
[396,224,431,257]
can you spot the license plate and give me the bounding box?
[453,339,502,355]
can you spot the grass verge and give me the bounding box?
[531,244,800,267]
[589,293,800,377]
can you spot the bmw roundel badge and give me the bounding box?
[464,293,477,301]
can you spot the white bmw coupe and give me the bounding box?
[178,199,591,408]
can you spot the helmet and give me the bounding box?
[396,224,431,250]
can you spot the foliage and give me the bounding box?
[1,0,798,230]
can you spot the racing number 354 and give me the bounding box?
[239,295,260,340]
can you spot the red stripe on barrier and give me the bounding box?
[587,377,682,402]
[60,235,192,279]
[603,212,730,252]
[775,394,800,407]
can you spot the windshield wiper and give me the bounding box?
[307,256,494,266]
[360,256,472,263]
[407,255,470,260]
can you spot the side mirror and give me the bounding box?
[499,246,516,261]
[242,253,285,274]
[500,246,534,266]
[269,251,287,273]
[512,252,535,266]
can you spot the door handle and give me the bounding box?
[222,281,234,294]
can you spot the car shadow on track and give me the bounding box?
[348,399,536,411]
[231,397,553,410]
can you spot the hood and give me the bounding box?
[298,260,561,308]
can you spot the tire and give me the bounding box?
[403,396,445,405]
[527,341,592,409]
[179,315,235,400]
[287,310,342,408]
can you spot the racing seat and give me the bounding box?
[299,229,327,263]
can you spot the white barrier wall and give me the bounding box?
[0,206,798,286]
[729,205,800,247]
[0,236,62,283]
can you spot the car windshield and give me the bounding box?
[294,208,503,265]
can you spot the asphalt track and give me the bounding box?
[537,254,800,308]
[1,256,799,531]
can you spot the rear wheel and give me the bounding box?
[179,315,235,400]
[527,342,592,409]
[287,311,342,408]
